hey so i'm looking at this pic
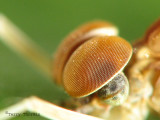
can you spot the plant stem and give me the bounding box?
[0,14,52,77]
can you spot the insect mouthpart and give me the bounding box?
[97,72,129,106]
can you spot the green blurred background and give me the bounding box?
[0,0,160,120]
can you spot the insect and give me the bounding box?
[0,14,159,120]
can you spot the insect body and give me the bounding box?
[126,19,160,115]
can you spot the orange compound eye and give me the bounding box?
[53,21,132,106]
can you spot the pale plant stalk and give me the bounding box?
[0,14,52,77]
[0,96,103,120]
